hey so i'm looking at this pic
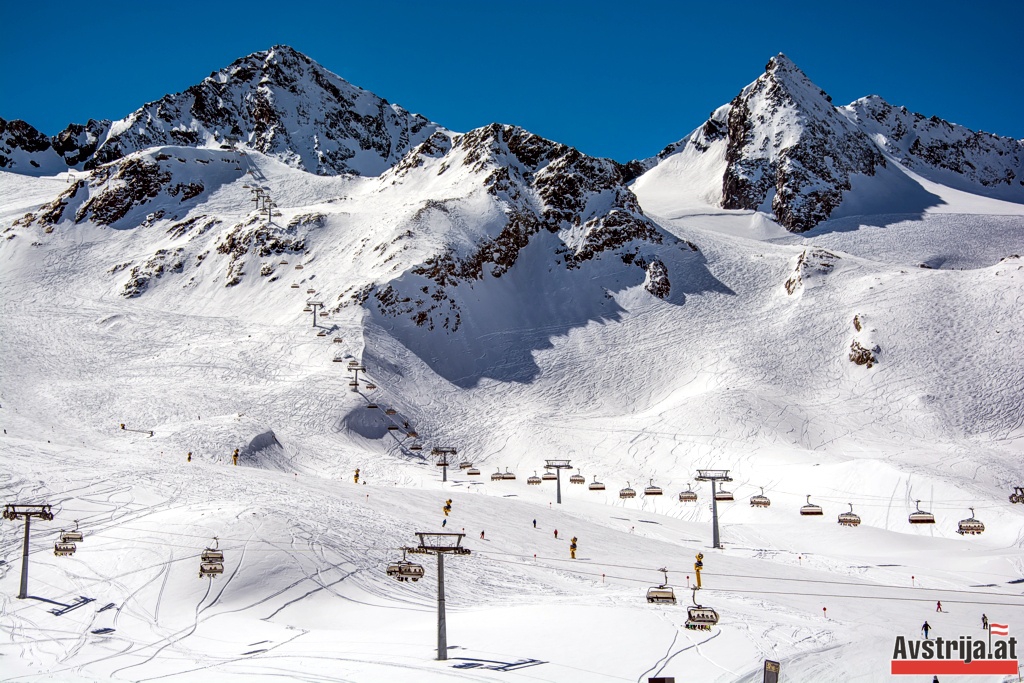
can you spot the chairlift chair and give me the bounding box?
[908,500,935,525]
[570,469,585,485]
[684,587,719,631]
[365,383,376,390]
[646,568,676,604]
[386,550,425,582]
[678,483,698,502]
[800,495,823,516]
[290,283,300,288]
[589,477,606,491]
[385,408,397,416]
[280,260,289,265]
[366,403,378,409]
[750,487,771,508]
[501,468,517,481]
[333,337,343,343]
[347,360,360,367]
[199,538,224,578]
[316,330,327,337]
[1010,486,1024,504]
[333,355,344,362]
[838,503,861,527]
[459,462,474,470]
[61,520,84,543]
[303,306,312,312]
[54,541,77,556]
[644,479,664,496]
[714,482,734,502]
[306,288,316,294]
[295,264,304,269]
[467,467,481,476]
[409,443,423,452]
[491,469,504,482]
[387,425,400,432]
[956,507,984,535]
[542,471,557,481]
[528,471,542,485]
[619,482,636,499]
[436,455,450,468]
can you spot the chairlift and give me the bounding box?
[409,443,423,451]
[436,454,450,468]
[306,288,316,294]
[1010,486,1024,504]
[54,540,77,556]
[280,260,289,265]
[908,499,935,525]
[645,568,676,604]
[290,283,300,288]
[385,408,397,416]
[570,469,585,485]
[459,462,474,470]
[366,403,378,409]
[295,264,304,270]
[347,360,360,367]
[491,469,504,482]
[644,479,663,496]
[316,330,327,337]
[838,503,861,527]
[333,355,344,362]
[387,425,400,432]
[619,482,636,499]
[800,494,823,516]
[303,306,312,312]
[542,471,557,481]
[199,538,224,578]
[333,337,344,343]
[589,477,606,491]
[678,483,698,502]
[956,507,984,535]
[714,482,734,502]
[527,471,542,486]
[61,520,84,543]
[386,550,424,582]
[750,487,771,508]
[684,587,719,631]
[365,383,376,390]
[501,468,517,481]
[467,467,481,476]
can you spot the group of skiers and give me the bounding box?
[921,606,991,642]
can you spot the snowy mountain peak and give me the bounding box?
[5,45,442,178]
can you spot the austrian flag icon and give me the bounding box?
[990,623,1009,637]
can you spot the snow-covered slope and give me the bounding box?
[1,49,1023,683]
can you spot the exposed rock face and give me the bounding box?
[719,55,886,232]
[370,124,684,332]
[0,117,66,174]
[784,248,839,295]
[842,95,1024,199]
[644,54,1022,232]
[45,46,440,176]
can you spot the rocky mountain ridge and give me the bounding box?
[2,45,440,177]
[647,54,1024,231]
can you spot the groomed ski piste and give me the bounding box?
[1,136,1023,683]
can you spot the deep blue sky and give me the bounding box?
[3,1,1021,162]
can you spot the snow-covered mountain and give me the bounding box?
[3,45,440,177]
[1,48,1023,683]
[637,54,1024,232]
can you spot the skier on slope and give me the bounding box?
[922,621,931,639]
